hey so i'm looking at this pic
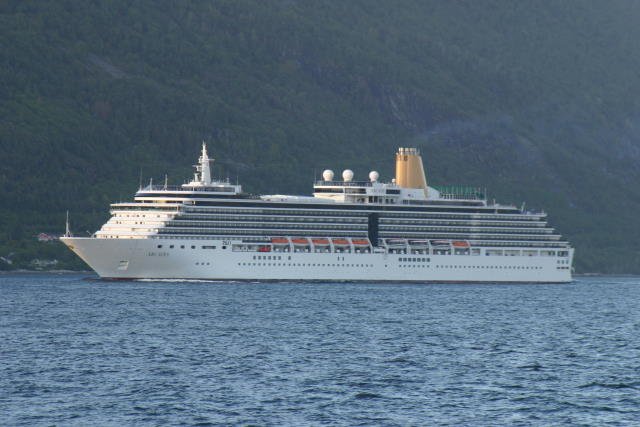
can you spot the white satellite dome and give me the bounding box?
[342,169,354,182]
[322,169,334,181]
[369,171,379,182]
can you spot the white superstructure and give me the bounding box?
[61,145,574,282]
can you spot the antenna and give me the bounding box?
[164,174,168,190]
[138,169,143,190]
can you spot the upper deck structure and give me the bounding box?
[61,144,573,282]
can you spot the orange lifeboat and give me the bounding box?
[271,237,289,245]
[351,239,370,246]
[332,238,350,246]
[291,237,309,245]
[312,238,330,245]
[452,240,470,248]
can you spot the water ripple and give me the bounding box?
[2,274,640,425]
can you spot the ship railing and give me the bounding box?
[138,184,239,193]
[433,185,487,201]
[314,180,392,187]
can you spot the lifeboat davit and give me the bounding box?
[351,239,370,246]
[271,237,289,245]
[332,238,350,246]
[312,238,330,245]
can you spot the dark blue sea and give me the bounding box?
[2,274,640,426]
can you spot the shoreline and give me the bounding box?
[0,269,92,275]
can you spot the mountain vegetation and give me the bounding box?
[2,0,640,272]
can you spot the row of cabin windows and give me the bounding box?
[160,224,557,237]
[181,207,543,221]
[156,244,225,250]
[399,257,430,262]
[434,265,544,270]
[111,206,177,212]
[112,221,163,225]
[163,221,551,233]
[167,222,366,230]
[253,255,285,260]
[177,215,547,228]
[112,214,169,219]
[240,262,374,268]
[179,215,368,223]
[176,209,546,222]
[160,227,560,241]
[235,262,545,270]
[168,220,552,234]
[485,250,564,257]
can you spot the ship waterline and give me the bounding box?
[62,145,573,282]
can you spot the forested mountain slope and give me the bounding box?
[2,1,640,272]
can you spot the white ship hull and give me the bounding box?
[62,237,573,283]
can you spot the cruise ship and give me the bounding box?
[61,144,574,282]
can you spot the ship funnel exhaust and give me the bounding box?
[395,147,427,193]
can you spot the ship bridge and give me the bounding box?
[132,143,243,203]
